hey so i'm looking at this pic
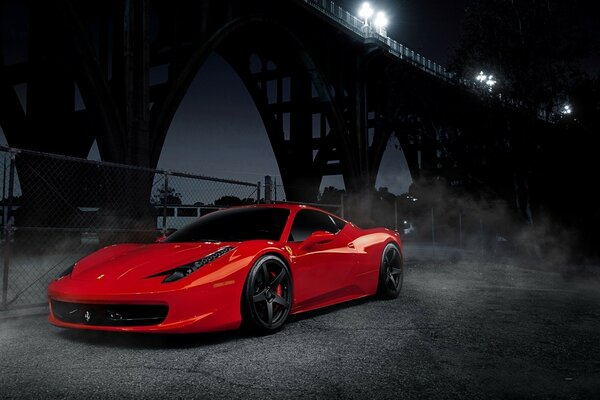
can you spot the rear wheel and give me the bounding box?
[242,255,292,334]
[377,243,403,299]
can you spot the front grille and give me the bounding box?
[51,300,168,327]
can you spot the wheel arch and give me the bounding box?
[239,248,294,333]
[253,249,293,278]
[238,248,294,306]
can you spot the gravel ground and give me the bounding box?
[1,257,599,399]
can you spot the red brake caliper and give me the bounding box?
[273,271,283,298]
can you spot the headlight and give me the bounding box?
[149,246,235,283]
[57,264,75,279]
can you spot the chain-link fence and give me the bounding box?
[0,146,260,309]
[264,177,344,218]
[384,196,521,263]
[261,175,507,258]
[0,148,515,310]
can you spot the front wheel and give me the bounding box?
[242,255,292,334]
[377,243,403,299]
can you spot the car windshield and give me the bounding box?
[164,207,290,243]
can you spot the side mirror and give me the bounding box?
[299,230,334,251]
[155,228,177,242]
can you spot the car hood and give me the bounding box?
[70,242,236,282]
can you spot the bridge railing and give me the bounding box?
[301,0,558,121]
[302,0,459,83]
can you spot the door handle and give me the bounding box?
[347,242,355,248]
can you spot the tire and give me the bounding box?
[377,243,403,299]
[242,255,293,334]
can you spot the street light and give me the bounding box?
[358,2,374,25]
[561,104,572,115]
[374,11,388,34]
[475,71,497,92]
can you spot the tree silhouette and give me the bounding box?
[153,185,182,205]
[213,195,255,207]
[319,186,345,204]
[450,0,594,114]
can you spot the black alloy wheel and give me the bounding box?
[377,243,403,299]
[243,255,292,334]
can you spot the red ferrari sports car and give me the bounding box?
[48,204,403,334]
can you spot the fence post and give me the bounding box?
[2,152,15,310]
[256,182,261,204]
[431,208,435,244]
[479,218,484,256]
[459,213,463,249]
[264,175,272,204]
[2,158,5,230]
[431,207,435,257]
[161,173,169,235]
[394,198,398,231]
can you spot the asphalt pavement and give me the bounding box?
[1,253,599,399]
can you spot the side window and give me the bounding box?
[331,215,347,231]
[288,210,340,242]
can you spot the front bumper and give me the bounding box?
[48,278,243,334]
